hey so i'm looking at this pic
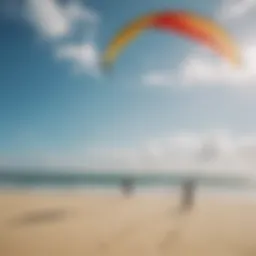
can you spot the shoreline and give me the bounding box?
[0,185,255,195]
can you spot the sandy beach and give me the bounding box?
[0,191,256,256]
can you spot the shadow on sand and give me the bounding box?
[8,208,70,227]
[159,206,193,255]
[159,228,181,251]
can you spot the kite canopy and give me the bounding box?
[102,11,241,71]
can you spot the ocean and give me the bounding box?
[0,169,250,191]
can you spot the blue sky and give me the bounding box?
[1,0,256,173]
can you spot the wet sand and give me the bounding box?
[0,191,256,256]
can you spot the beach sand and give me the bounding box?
[0,191,256,256]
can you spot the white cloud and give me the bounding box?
[143,0,256,88]
[21,0,100,74]
[81,131,256,177]
[24,0,98,39]
[144,44,256,87]
[25,0,70,39]
[56,43,100,75]
[3,131,256,178]
[219,0,256,19]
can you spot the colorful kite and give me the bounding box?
[102,10,241,70]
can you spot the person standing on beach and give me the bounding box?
[179,178,196,213]
[121,177,134,197]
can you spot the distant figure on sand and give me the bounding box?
[121,177,134,197]
[179,178,196,213]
